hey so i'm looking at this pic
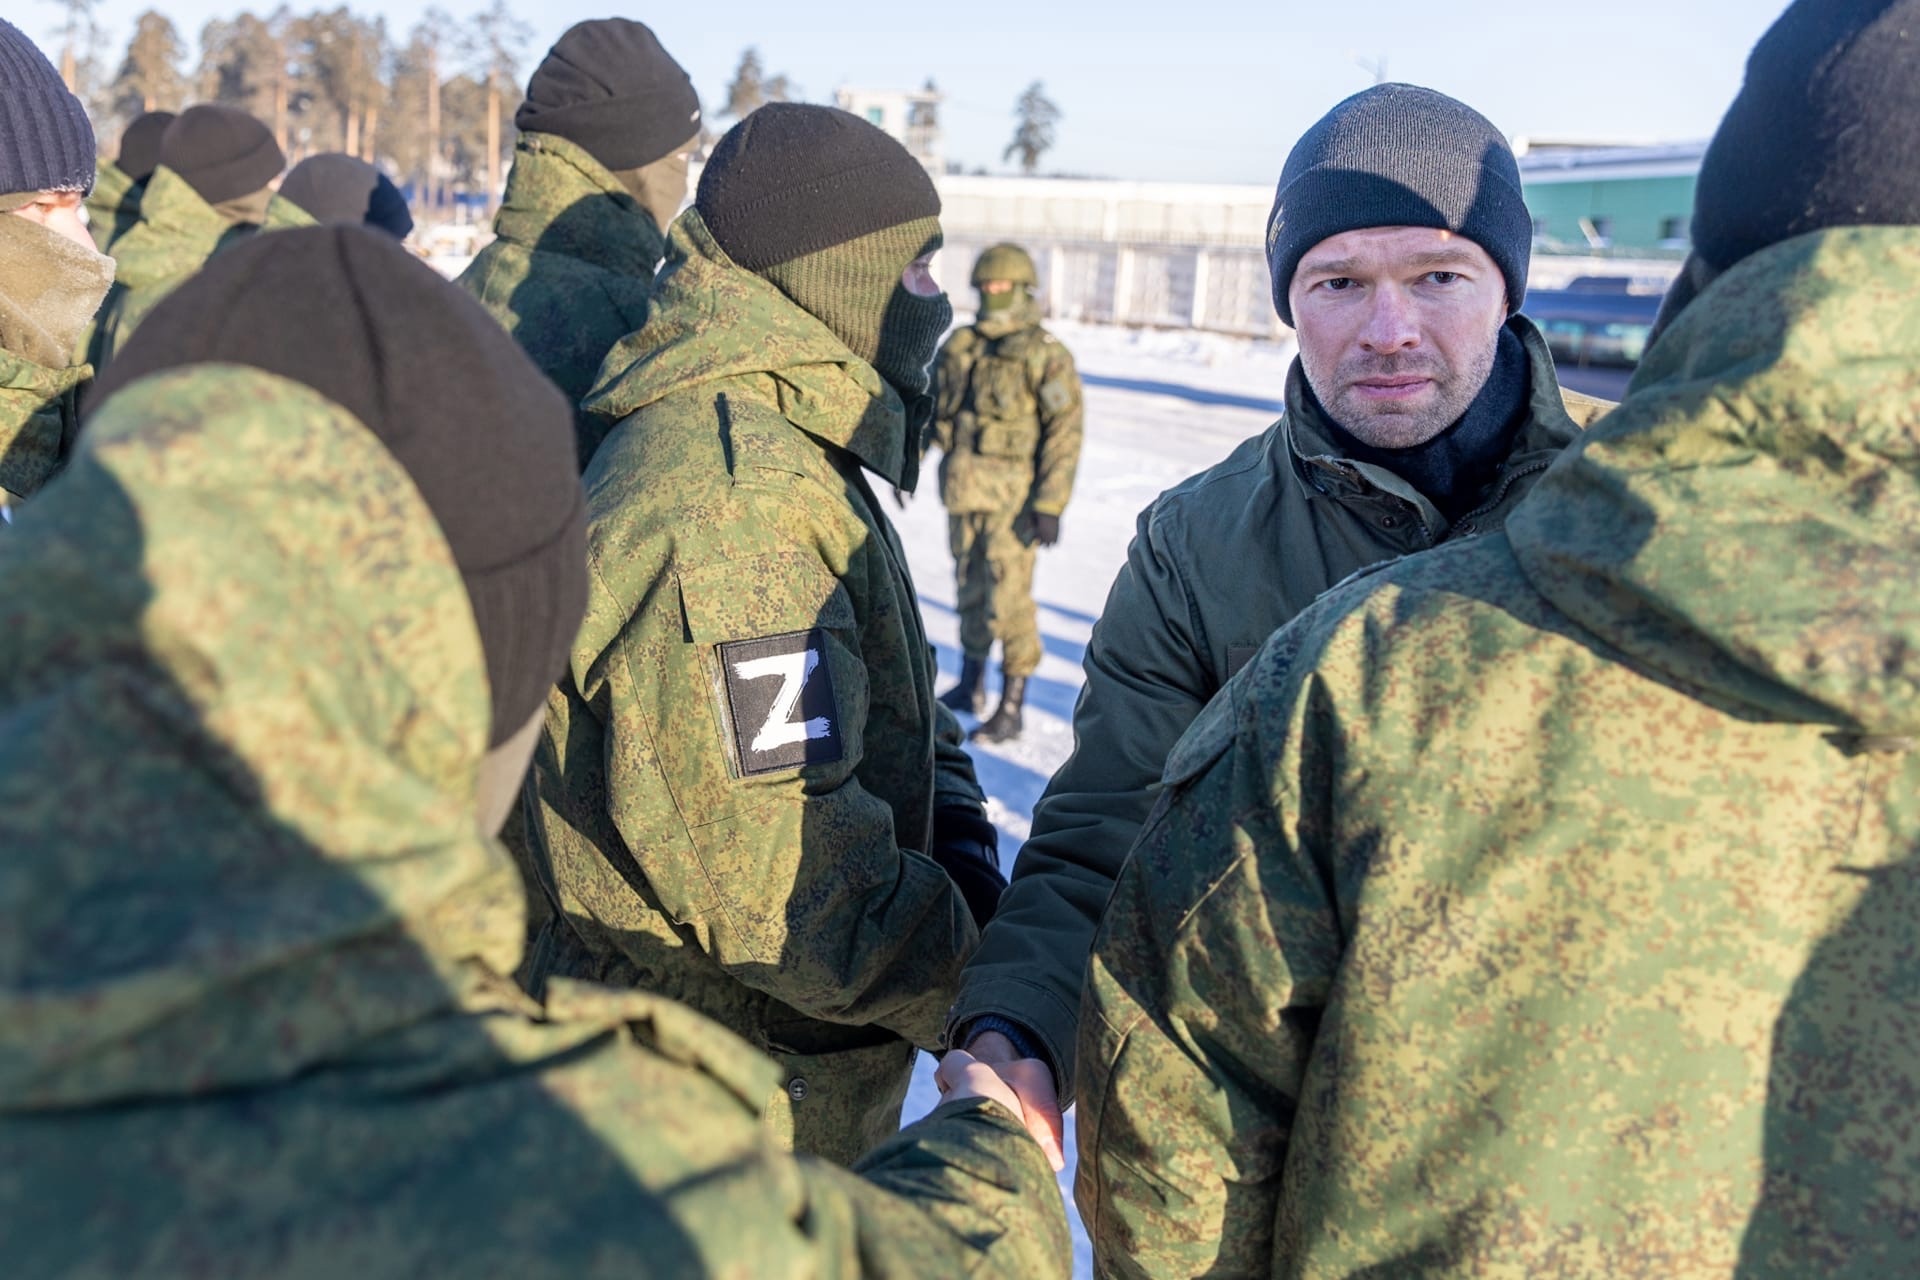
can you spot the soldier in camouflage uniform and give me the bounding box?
[520,105,1018,1167]
[928,242,1083,742]
[0,227,1071,1279]
[86,104,284,377]
[457,19,701,466]
[945,86,1610,1159]
[1078,3,1920,1274]
[0,20,115,515]
[83,110,172,254]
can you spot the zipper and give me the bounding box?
[1450,457,1551,540]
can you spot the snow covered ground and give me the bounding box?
[893,318,1295,1275]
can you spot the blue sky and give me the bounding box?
[55,0,1788,184]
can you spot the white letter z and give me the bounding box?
[733,647,834,754]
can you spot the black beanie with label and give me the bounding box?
[88,227,587,747]
[1265,84,1531,326]
[516,19,702,172]
[1690,0,1920,272]
[159,105,285,206]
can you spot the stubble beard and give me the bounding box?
[1311,336,1499,450]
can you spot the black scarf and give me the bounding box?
[1316,324,1530,522]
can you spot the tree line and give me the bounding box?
[39,3,1067,209]
[44,1,535,212]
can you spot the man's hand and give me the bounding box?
[1030,512,1061,546]
[959,1031,1066,1172]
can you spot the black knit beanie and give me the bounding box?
[117,111,176,184]
[697,104,941,271]
[88,227,587,748]
[0,18,96,198]
[1691,0,1920,273]
[1266,84,1531,326]
[279,154,414,239]
[516,19,702,172]
[159,105,285,207]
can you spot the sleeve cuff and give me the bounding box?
[962,1014,1050,1068]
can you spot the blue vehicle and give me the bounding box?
[1524,279,1663,400]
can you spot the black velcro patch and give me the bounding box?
[718,629,845,776]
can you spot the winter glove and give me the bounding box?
[930,805,1006,929]
[1030,512,1061,546]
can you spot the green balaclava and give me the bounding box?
[760,215,953,401]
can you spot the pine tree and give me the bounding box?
[111,10,190,117]
[1003,81,1060,176]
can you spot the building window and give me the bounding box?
[1659,216,1688,245]
[866,107,885,126]
[1532,216,1549,239]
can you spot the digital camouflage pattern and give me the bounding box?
[259,191,320,235]
[928,293,1082,674]
[950,315,1609,1087]
[1077,225,1920,1278]
[0,363,1070,1278]
[519,210,989,1166]
[83,166,256,375]
[83,157,139,253]
[456,132,668,467]
[0,347,86,508]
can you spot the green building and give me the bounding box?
[1517,141,1705,258]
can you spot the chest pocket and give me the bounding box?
[968,351,1039,458]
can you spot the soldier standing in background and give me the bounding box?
[928,243,1083,743]
[0,18,116,515]
[457,17,701,467]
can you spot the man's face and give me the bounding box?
[8,191,92,251]
[980,279,1016,296]
[1288,226,1508,448]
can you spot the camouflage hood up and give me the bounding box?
[1511,226,1920,736]
[0,363,520,1110]
[587,209,921,492]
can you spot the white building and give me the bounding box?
[833,84,943,174]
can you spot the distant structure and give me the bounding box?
[1515,139,1706,258]
[833,83,943,174]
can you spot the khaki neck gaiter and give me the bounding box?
[613,134,698,236]
[759,216,952,400]
[0,212,117,370]
[212,186,275,228]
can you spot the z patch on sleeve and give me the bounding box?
[718,629,845,775]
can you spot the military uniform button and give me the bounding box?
[787,1077,809,1102]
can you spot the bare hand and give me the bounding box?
[956,1031,1067,1172]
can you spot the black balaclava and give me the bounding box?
[89,227,587,746]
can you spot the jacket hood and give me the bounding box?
[1510,226,1920,736]
[0,364,523,1112]
[584,209,917,489]
[110,166,250,289]
[494,133,665,280]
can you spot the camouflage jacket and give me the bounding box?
[519,212,987,1139]
[83,158,140,253]
[456,133,667,467]
[950,316,1609,1092]
[1077,226,1920,1278]
[0,364,1069,1279]
[85,167,255,375]
[928,300,1084,515]
[0,348,87,508]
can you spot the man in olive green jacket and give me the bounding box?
[0,226,1069,1279]
[457,18,701,465]
[521,105,1016,1167]
[86,104,284,375]
[947,85,1610,1145]
[0,19,115,513]
[928,241,1084,742]
[1079,5,1920,1273]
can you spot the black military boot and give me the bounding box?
[938,656,988,716]
[971,674,1027,743]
